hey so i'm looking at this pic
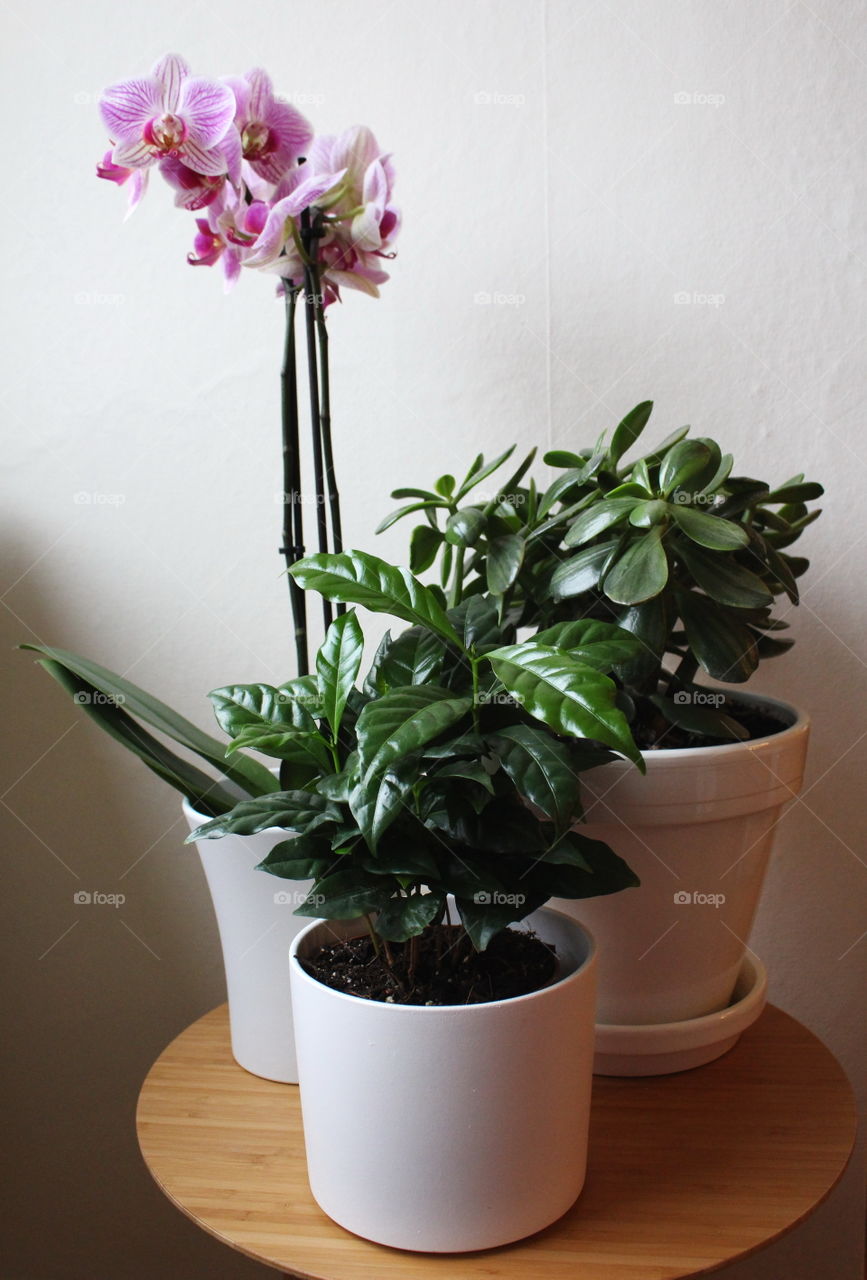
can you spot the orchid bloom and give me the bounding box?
[226,69,313,185]
[243,167,348,274]
[96,149,149,217]
[188,187,270,290]
[159,156,225,211]
[99,53,236,177]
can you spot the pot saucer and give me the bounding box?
[593,953,767,1077]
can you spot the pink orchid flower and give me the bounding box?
[188,189,270,290]
[243,167,348,274]
[159,157,225,211]
[99,53,236,177]
[226,68,313,185]
[96,149,149,218]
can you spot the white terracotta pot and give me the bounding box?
[554,693,809,1027]
[183,799,310,1083]
[290,905,597,1252]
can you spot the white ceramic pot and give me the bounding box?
[554,693,809,1027]
[183,799,311,1083]
[290,905,597,1252]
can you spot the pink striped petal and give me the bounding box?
[362,159,388,213]
[181,137,230,176]
[332,125,379,176]
[245,68,273,121]
[152,53,190,112]
[219,126,243,186]
[180,78,236,147]
[112,136,156,169]
[99,78,160,142]
[124,169,150,220]
[223,75,249,121]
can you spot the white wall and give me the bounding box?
[2,2,864,1276]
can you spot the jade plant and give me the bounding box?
[185,548,642,954]
[380,403,823,747]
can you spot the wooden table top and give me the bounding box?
[136,1003,856,1280]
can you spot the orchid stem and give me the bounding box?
[309,263,346,615]
[280,283,309,675]
[300,209,332,633]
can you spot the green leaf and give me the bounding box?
[445,508,486,547]
[672,505,749,550]
[604,527,670,605]
[188,791,340,840]
[543,449,585,469]
[390,486,440,501]
[316,610,364,739]
[451,595,505,650]
[296,869,391,919]
[677,593,759,683]
[290,550,461,646]
[615,597,671,683]
[21,644,276,798]
[349,762,415,851]
[375,892,446,941]
[455,445,517,500]
[532,619,645,670]
[226,724,332,772]
[629,426,690,471]
[563,498,640,547]
[485,533,525,595]
[489,725,581,832]
[628,499,670,528]
[455,898,544,951]
[524,835,640,898]
[409,524,443,573]
[356,685,473,784]
[766,482,824,503]
[649,692,748,741]
[550,539,620,600]
[486,644,642,765]
[609,400,653,466]
[35,659,239,817]
[209,679,320,738]
[659,440,715,497]
[375,500,444,534]
[676,540,773,608]
[363,627,447,694]
[255,833,337,880]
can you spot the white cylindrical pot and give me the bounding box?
[183,799,310,1083]
[554,694,809,1026]
[290,906,597,1252]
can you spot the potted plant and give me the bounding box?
[186,547,642,1251]
[380,403,822,1070]
[21,53,401,1082]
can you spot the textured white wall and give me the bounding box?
[2,2,864,1277]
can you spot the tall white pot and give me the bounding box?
[183,800,310,1083]
[290,905,597,1253]
[554,693,809,1026]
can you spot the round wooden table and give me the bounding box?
[136,1003,856,1280]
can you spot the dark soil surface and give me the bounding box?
[300,925,558,1006]
[635,699,789,751]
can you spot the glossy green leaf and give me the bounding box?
[486,533,524,594]
[609,400,653,465]
[563,498,639,547]
[188,791,340,840]
[649,692,748,741]
[532,619,645,670]
[363,627,447,694]
[375,892,446,942]
[316,610,364,739]
[290,550,461,646]
[255,833,337,880]
[455,445,516,500]
[659,440,715,497]
[550,539,620,600]
[488,725,581,832]
[677,540,773,608]
[209,679,320,738]
[375,500,444,534]
[628,499,670,528]
[677,592,759,682]
[445,508,486,547]
[672,505,749,550]
[409,524,443,573]
[356,685,473,784]
[226,724,332,771]
[349,761,416,851]
[295,869,391,919]
[603,527,670,605]
[487,644,642,764]
[454,898,546,951]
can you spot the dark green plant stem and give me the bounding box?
[300,209,332,631]
[280,282,309,675]
[310,264,346,616]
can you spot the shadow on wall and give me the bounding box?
[1,534,272,1280]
